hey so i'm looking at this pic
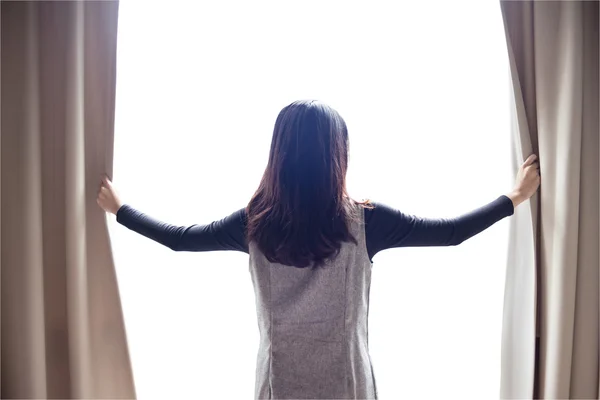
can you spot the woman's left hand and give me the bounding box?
[97,175,123,215]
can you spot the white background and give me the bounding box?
[110,1,512,398]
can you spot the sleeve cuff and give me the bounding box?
[499,195,515,216]
[116,204,131,223]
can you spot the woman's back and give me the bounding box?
[250,201,376,399]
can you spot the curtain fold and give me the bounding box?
[1,1,136,398]
[500,1,599,399]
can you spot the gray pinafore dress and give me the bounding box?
[248,204,378,399]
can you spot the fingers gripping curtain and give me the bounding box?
[499,1,599,399]
[1,1,136,398]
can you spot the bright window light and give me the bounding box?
[110,1,511,398]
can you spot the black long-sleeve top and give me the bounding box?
[115,195,514,262]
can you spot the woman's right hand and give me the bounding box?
[507,154,541,208]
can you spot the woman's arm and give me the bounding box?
[97,175,248,253]
[365,195,514,258]
[115,205,248,253]
[364,154,540,260]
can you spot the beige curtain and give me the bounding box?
[500,1,599,399]
[1,1,136,398]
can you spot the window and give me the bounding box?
[110,1,511,398]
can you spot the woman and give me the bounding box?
[97,99,540,400]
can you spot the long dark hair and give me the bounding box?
[246,100,372,269]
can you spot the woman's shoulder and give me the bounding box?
[354,199,408,227]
